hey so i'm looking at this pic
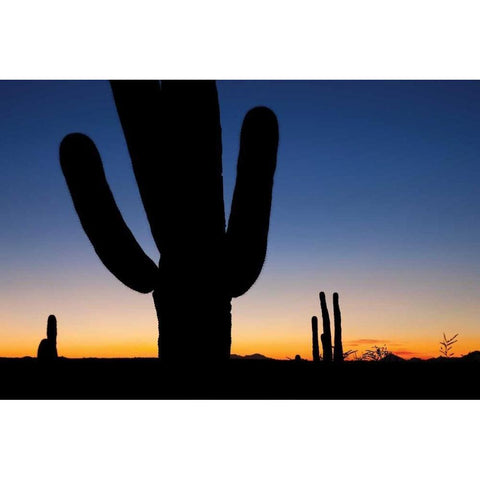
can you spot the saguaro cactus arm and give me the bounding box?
[60,133,159,294]
[226,107,279,297]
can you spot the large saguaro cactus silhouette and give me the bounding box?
[60,81,279,363]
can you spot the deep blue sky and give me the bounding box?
[1,81,480,358]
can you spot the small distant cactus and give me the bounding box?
[37,314,58,360]
[311,316,320,363]
[318,291,344,363]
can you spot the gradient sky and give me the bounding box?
[1,80,480,359]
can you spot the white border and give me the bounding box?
[1,1,480,79]
[1,0,479,477]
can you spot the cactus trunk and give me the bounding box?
[152,258,232,361]
[311,316,320,363]
[333,292,344,363]
[319,291,332,363]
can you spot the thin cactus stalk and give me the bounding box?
[311,316,320,363]
[60,81,278,363]
[319,291,332,363]
[333,292,343,363]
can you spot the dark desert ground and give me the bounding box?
[1,354,479,399]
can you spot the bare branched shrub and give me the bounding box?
[343,349,357,360]
[362,344,389,361]
[440,333,458,358]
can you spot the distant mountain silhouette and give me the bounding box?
[430,356,458,362]
[461,351,480,361]
[380,353,406,362]
[230,353,274,360]
[422,354,480,362]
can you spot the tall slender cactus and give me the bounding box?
[333,292,343,363]
[60,81,279,363]
[311,316,320,363]
[318,291,344,363]
[319,291,332,363]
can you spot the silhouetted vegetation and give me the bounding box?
[440,333,458,358]
[333,292,343,363]
[343,349,357,360]
[60,81,279,363]
[361,345,389,361]
[311,316,320,362]
[317,291,344,363]
[17,82,477,398]
[37,314,58,360]
[319,292,333,363]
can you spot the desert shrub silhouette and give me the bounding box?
[440,333,458,358]
[317,291,344,363]
[342,349,357,360]
[60,81,279,363]
[361,345,389,361]
[37,314,58,360]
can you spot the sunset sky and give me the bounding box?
[1,80,480,360]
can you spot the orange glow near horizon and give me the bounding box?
[2,265,480,360]
[231,335,480,361]
[2,337,477,360]
[2,314,478,360]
